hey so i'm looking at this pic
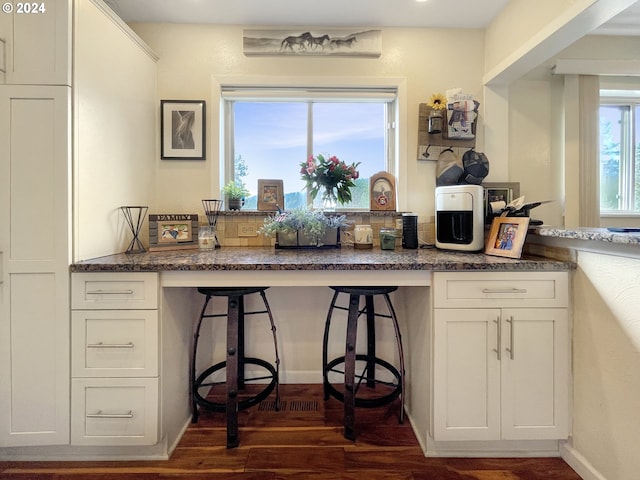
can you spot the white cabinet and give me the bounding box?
[71,272,159,446]
[0,85,71,447]
[0,0,71,85]
[432,271,570,442]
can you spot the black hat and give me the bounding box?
[462,150,489,184]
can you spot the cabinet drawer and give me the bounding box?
[433,271,568,308]
[72,310,158,377]
[72,272,158,310]
[71,377,158,446]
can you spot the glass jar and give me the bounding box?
[379,227,396,250]
[198,226,217,250]
[353,225,373,249]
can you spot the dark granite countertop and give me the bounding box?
[70,246,574,273]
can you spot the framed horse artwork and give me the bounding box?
[243,29,382,57]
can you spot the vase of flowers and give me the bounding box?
[300,154,360,208]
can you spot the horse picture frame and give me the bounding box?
[243,29,382,57]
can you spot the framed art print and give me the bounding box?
[257,179,284,211]
[485,217,530,259]
[161,100,205,160]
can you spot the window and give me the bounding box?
[221,85,397,210]
[599,91,640,214]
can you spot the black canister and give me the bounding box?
[402,213,418,249]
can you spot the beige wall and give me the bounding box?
[74,1,158,261]
[129,23,485,220]
[485,0,591,75]
[568,251,640,480]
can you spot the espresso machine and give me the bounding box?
[435,185,484,251]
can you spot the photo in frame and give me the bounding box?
[161,100,205,160]
[257,179,284,211]
[148,214,199,251]
[485,217,530,259]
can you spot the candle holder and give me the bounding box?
[120,206,148,254]
[202,199,223,248]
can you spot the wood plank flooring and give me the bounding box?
[0,385,582,479]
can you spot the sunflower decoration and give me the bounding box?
[427,92,447,111]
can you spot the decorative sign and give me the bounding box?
[149,214,199,251]
[369,171,396,211]
[243,29,382,57]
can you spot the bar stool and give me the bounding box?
[191,287,280,448]
[322,286,405,440]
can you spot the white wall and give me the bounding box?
[74,0,158,261]
[129,23,486,221]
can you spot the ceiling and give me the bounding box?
[103,0,640,34]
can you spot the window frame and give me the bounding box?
[213,75,407,212]
[599,90,640,216]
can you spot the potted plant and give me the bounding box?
[221,181,250,211]
[259,208,350,248]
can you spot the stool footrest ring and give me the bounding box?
[324,354,401,408]
[193,357,278,413]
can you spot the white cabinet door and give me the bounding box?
[433,306,570,442]
[0,0,71,85]
[501,308,569,440]
[0,86,71,446]
[433,308,502,441]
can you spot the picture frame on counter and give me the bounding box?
[369,171,396,211]
[160,100,206,160]
[257,179,284,211]
[485,216,530,259]
[148,213,199,251]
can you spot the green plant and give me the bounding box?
[221,181,249,200]
[259,208,350,245]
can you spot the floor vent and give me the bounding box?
[258,400,286,412]
[289,400,319,412]
[258,400,319,412]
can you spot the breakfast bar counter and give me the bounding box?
[71,246,574,272]
[66,246,575,458]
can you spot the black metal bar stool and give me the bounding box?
[191,286,280,448]
[322,286,405,440]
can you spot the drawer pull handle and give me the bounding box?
[482,288,527,294]
[87,342,135,349]
[86,289,134,295]
[86,410,133,419]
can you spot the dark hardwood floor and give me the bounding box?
[0,385,582,479]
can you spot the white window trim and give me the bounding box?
[211,75,408,212]
[600,90,640,216]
